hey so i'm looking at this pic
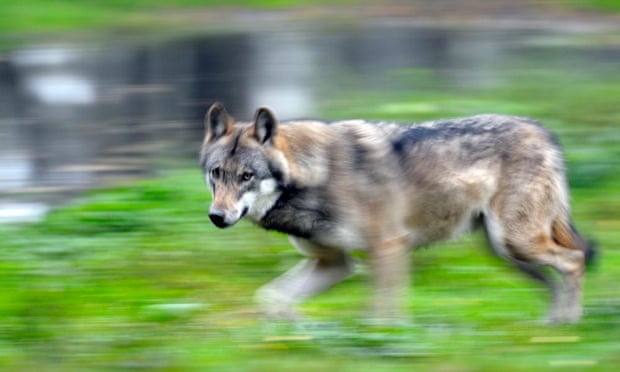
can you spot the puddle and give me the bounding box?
[1,23,618,221]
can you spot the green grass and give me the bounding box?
[1,65,620,370]
[0,0,355,34]
[2,0,620,35]
[572,0,620,12]
[1,168,618,370]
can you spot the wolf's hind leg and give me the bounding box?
[483,213,564,323]
[255,238,355,318]
[494,228,585,323]
[512,260,564,323]
[528,241,585,323]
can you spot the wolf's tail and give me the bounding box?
[552,216,598,269]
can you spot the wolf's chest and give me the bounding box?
[258,186,337,239]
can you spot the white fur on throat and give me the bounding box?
[238,179,281,221]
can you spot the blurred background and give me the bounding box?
[0,0,619,370]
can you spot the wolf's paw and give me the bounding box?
[541,309,582,325]
[562,307,583,324]
[254,286,300,320]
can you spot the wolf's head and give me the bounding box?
[200,103,288,228]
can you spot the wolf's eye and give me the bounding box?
[240,172,254,182]
[210,167,221,179]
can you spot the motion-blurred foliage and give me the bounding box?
[0,0,354,33]
[2,0,620,34]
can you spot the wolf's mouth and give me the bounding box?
[240,207,249,218]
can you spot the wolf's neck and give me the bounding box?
[259,182,333,239]
[276,123,333,187]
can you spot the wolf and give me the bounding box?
[200,102,595,323]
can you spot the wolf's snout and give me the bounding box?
[209,209,231,228]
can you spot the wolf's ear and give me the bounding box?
[253,107,278,145]
[205,102,231,142]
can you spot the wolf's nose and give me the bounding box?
[209,209,230,228]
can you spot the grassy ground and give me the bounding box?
[575,0,620,12]
[0,0,353,34]
[2,0,619,34]
[0,65,619,370]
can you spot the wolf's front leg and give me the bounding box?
[369,234,411,321]
[255,239,355,319]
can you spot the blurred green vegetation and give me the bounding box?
[2,0,620,34]
[0,0,354,34]
[0,64,619,370]
[573,0,620,12]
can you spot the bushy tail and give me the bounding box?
[552,216,598,270]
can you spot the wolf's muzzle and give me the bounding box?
[209,209,231,228]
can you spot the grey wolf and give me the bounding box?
[200,102,595,323]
